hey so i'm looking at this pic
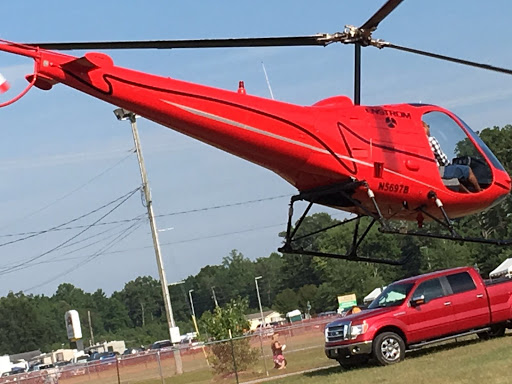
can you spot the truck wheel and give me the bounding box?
[373,332,405,366]
[337,355,369,369]
[478,325,506,340]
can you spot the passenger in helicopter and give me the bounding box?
[423,121,482,192]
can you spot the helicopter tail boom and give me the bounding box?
[0,41,352,191]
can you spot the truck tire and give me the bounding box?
[477,324,506,340]
[337,355,369,369]
[373,332,405,366]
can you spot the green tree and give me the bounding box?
[119,276,163,327]
[297,284,317,315]
[201,298,258,375]
[273,288,299,314]
[0,292,49,354]
[279,213,337,290]
[313,283,339,313]
[254,253,284,307]
[222,250,256,307]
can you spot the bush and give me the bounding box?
[209,339,259,375]
[201,297,259,375]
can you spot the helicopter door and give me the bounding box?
[421,111,492,192]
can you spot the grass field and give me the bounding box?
[271,333,512,384]
[57,328,512,384]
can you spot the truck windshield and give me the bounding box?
[368,282,414,309]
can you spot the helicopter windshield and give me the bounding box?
[422,111,493,191]
[457,117,506,172]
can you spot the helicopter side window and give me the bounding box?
[422,111,492,192]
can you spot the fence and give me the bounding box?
[0,316,338,384]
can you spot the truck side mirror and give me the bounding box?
[410,295,425,307]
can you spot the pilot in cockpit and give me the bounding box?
[423,121,481,193]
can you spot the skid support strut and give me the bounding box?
[278,181,410,265]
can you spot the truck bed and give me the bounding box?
[484,276,512,324]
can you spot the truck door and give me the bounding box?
[443,271,490,331]
[404,277,455,343]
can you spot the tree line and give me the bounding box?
[0,124,510,355]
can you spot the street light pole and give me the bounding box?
[113,108,183,375]
[254,276,269,376]
[255,276,265,327]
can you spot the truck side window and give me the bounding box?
[413,278,444,302]
[446,272,476,294]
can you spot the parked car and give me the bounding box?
[87,352,101,361]
[98,352,117,362]
[4,367,26,376]
[150,340,173,350]
[71,354,90,365]
[123,348,145,355]
[54,361,71,367]
[325,266,512,367]
[28,363,54,372]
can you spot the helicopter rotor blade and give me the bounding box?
[359,0,405,31]
[384,42,512,76]
[25,35,336,51]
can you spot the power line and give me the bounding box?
[155,194,290,218]
[0,194,290,239]
[0,188,141,248]
[89,212,348,256]
[97,222,287,255]
[55,216,145,253]
[7,214,147,269]
[0,218,144,238]
[0,150,134,232]
[0,187,141,276]
[24,220,144,293]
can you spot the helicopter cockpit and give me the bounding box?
[421,111,501,193]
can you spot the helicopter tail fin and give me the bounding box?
[25,52,114,91]
[60,52,114,73]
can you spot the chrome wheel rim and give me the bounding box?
[380,337,400,361]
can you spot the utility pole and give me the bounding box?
[87,310,95,346]
[113,108,183,375]
[211,286,219,307]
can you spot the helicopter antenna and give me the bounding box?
[261,61,275,100]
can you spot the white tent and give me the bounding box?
[490,258,512,279]
[363,287,385,304]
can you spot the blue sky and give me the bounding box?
[0,0,511,296]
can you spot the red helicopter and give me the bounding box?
[0,0,510,264]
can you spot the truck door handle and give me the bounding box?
[444,301,451,306]
[476,294,484,298]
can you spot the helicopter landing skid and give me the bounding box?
[277,181,411,265]
[379,191,512,246]
[278,185,511,265]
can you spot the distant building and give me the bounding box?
[10,350,41,364]
[246,310,284,331]
[38,349,80,365]
[286,309,302,323]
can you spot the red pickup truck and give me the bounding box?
[324,266,512,367]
